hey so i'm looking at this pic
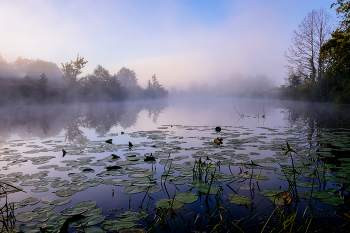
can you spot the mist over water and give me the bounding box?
[1,97,348,141]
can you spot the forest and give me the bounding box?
[282,0,350,104]
[0,55,168,105]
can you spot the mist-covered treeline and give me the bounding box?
[170,74,280,98]
[282,1,350,104]
[0,54,168,105]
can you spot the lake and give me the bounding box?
[1,97,350,232]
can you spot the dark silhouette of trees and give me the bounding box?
[0,54,168,105]
[79,65,125,101]
[145,74,169,98]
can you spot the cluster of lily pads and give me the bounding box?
[0,125,350,232]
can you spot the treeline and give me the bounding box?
[0,55,168,105]
[282,0,350,104]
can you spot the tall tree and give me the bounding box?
[320,0,350,103]
[61,54,87,87]
[285,8,333,83]
[116,67,138,89]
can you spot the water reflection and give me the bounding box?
[0,100,168,141]
[1,99,350,142]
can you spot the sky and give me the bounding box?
[0,0,339,89]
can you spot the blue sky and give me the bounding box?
[0,0,338,88]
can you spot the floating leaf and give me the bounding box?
[55,188,76,197]
[82,207,103,217]
[102,219,135,231]
[129,141,133,147]
[32,205,55,214]
[62,149,67,157]
[51,180,70,188]
[296,182,320,188]
[19,197,40,207]
[72,200,96,210]
[61,207,88,216]
[31,187,49,193]
[156,199,182,210]
[36,211,61,222]
[258,189,284,197]
[19,222,46,232]
[117,211,149,221]
[320,196,344,206]
[228,194,253,205]
[174,193,198,204]
[16,211,38,222]
[123,186,146,194]
[105,139,113,144]
[298,190,331,199]
[50,198,72,206]
[73,214,105,227]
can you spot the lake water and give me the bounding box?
[1,98,350,232]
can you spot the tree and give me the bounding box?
[61,54,87,87]
[116,67,138,89]
[285,8,333,83]
[320,0,350,103]
[79,65,124,101]
[145,74,168,98]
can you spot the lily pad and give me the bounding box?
[123,186,146,194]
[73,215,105,227]
[320,196,344,206]
[16,211,39,222]
[50,198,72,206]
[296,182,319,188]
[258,189,284,197]
[73,200,97,210]
[19,197,40,207]
[155,199,182,210]
[61,207,88,216]
[102,219,135,231]
[228,194,253,205]
[55,188,77,197]
[36,211,61,222]
[174,193,198,204]
[117,211,149,221]
[31,187,49,193]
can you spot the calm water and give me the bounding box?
[1,98,350,232]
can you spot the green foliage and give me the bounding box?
[284,1,350,103]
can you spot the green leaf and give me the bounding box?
[102,219,135,231]
[258,189,284,197]
[320,196,344,206]
[174,193,198,204]
[155,199,182,210]
[16,211,39,222]
[228,194,253,205]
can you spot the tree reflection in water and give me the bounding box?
[0,100,168,141]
